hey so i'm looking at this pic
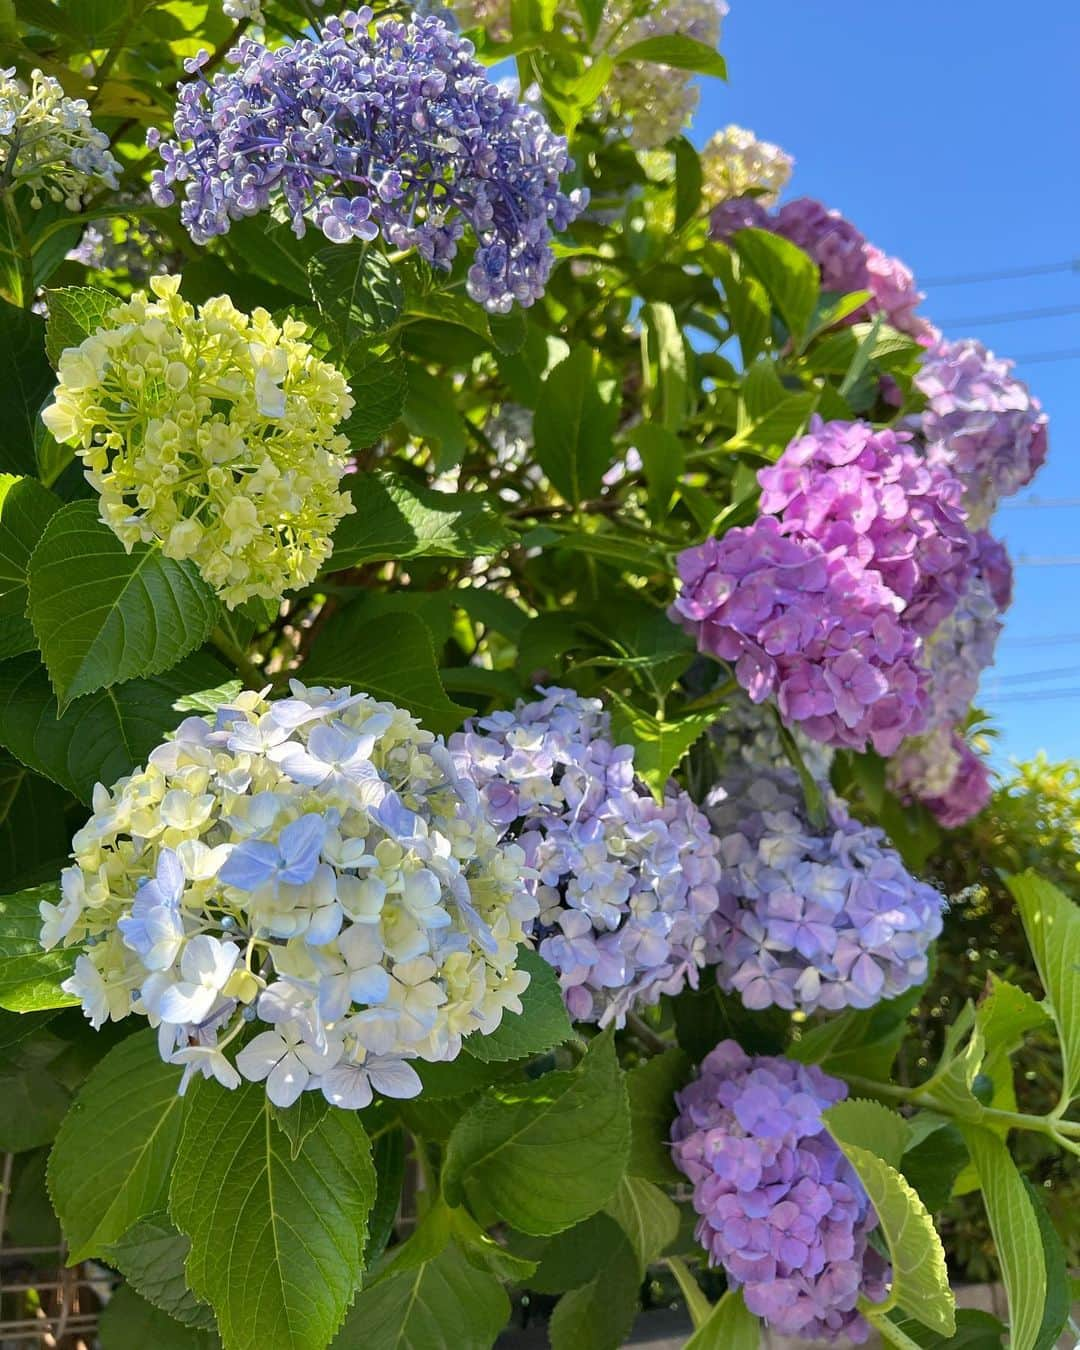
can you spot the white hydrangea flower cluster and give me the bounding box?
[0,67,120,209]
[41,275,355,607]
[43,683,537,1110]
[700,124,793,206]
[602,0,729,149]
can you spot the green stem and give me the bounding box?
[209,626,267,691]
[625,1011,669,1056]
[2,192,35,309]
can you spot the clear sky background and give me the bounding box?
[695,0,1080,767]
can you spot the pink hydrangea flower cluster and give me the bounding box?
[672,419,979,754]
[913,338,1050,528]
[671,1041,890,1343]
[709,195,936,342]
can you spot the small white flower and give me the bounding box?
[152,935,240,1025]
[236,1020,343,1108]
[320,1054,422,1110]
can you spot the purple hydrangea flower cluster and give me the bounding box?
[702,751,944,1012]
[757,419,976,637]
[672,519,927,755]
[671,1041,890,1343]
[710,195,936,342]
[449,687,722,1026]
[149,8,586,312]
[887,727,992,828]
[913,338,1050,527]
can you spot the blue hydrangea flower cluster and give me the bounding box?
[450,687,722,1027]
[149,8,586,313]
[703,738,944,1013]
[672,1041,890,1344]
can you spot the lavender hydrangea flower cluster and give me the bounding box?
[887,727,992,828]
[710,195,936,342]
[703,746,944,1012]
[672,1041,890,1343]
[673,419,979,753]
[757,419,976,637]
[913,338,1050,528]
[149,8,586,313]
[450,687,722,1026]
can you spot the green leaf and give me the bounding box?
[402,366,468,472]
[607,692,717,799]
[613,34,727,79]
[960,1125,1046,1350]
[1023,1177,1070,1350]
[487,308,527,355]
[548,1222,640,1350]
[28,501,218,709]
[0,755,71,892]
[308,245,404,348]
[626,1047,689,1184]
[271,1092,331,1161]
[604,1175,679,1271]
[1004,871,1080,1102]
[302,608,467,737]
[462,946,571,1062]
[882,1309,1006,1349]
[532,344,619,504]
[44,286,117,365]
[329,473,511,572]
[339,344,408,448]
[673,136,702,231]
[334,1218,509,1350]
[644,302,689,431]
[99,1285,221,1350]
[900,1122,968,1214]
[443,1029,631,1235]
[665,1255,712,1328]
[523,1212,619,1294]
[170,1077,376,1350]
[102,1212,216,1331]
[0,651,230,803]
[708,245,770,365]
[0,883,77,1011]
[824,1127,955,1337]
[791,983,925,1080]
[0,1065,69,1150]
[824,1098,909,1169]
[630,422,684,523]
[0,474,61,618]
[48,1029,186,1263]
[684,1289,760,1350]
[0,299,53,477]
[366,1126,406,1265]
[451,1206,538,1282]
[731,228,821,342]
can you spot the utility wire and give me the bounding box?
[1011,349,1080,365]
[1002,633,1080,648]
[939,302,1080,328]
[983,686,1080,704]
[1000,497,1080,509]
[1013,555,1080,567]
[923,259,1080,287]
[984,664,1080,686]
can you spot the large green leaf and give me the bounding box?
[308,244,403,348]
[461,946,571,1063]
[626,1048,689,1184]
[99,1285,221,1350]
[44,286,118,365]
[1005,871,1080,1102]
[48,1029,186,1262]
[443,1030,631,1235]
[328,473,511,572]
[684,1289,760,1350]
[824,1120,955,1337]
[612,33,727,79]
[0,298,52,477]
[960,1126,1046,1350]
[28,501,218,709]
[607,693,717,799]
[547,1221,640,1350]
[0,755,70,891]
[170,1078,376,1350]
[603,1175,679,1271]
[824,1098,909,1169]
[0,1064,69,1151]
[333,1209,509,1350]
[732,228,821,342]
[0,651,230,802]
[532,344,619,505]
[338,344,408,448]
[0,883,77,1011]
[643,302,689,431]
[302,608,467,737]
[102,1211,217,1330]
[0,474,61,618]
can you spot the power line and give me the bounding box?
[1000,496,1080,509]
[1013,555,1080,567]
[938,302,1080,328]
[985,664,1080,685]
[983,685,1080,704]
[923,259,1080,287]
[1011,349,1080,365]
[1001,632,1080,648]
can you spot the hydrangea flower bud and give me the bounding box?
[672,1041,890,1343]
[700,125,793,206]
[43,683,537,1107]
[150,9,586,313]
[703,747,944,1013]
[913,338,1049,528]
[0,68,120,209]
[450,687,722,1026]
[41,276,354,607]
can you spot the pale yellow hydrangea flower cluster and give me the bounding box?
[44,683,537,1107]
[700,124,794,206]
[42,275,355,607]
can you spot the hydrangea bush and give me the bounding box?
[0,5,1075,1350]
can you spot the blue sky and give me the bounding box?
[695,0,1080,766]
